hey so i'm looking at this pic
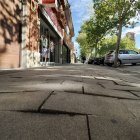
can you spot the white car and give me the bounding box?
[104,50,140,66]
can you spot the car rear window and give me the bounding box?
[119,50,125,54]
[119,50,129,54]
[128,50,138,54]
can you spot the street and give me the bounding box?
[0,64,140,140]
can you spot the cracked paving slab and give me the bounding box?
[0,91,51,111]
[84,84,139,100]
[88,115,140,140]
[0,111,88,140]
[41,92,133,118]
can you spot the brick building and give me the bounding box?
[0,0,75,68]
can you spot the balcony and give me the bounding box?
[56,5,66,28]
[64,32,74,49]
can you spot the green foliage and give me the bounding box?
[93,0,140,66]
[76,29,89,58]
[77,0,140,61]
[97,35,137,56]
[98,35,117,56]
[120,36,137,51]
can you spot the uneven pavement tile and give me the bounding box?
[84,84,139,99]
[62,80,83,93]
[102,83,140,92]
[15,80,83,93]
[13,83,62,91]
[0,111,88,140]
[41,92,132,118]
[0,91,51,111]
[114,81,140,88]
[88,115,140,140]
[120,100,140,119]
[131,91,140,97]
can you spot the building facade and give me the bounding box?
[0,0,75,69]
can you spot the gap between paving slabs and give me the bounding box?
[66,85,140,100]
[11,90,92,140]
[4,85,138,140]
[82,77,140,100]
[4,88,138,140]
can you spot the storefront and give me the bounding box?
[62,44,70,64]
[0,0,74,69]
[39,6,64,65]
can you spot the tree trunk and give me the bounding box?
[114,18,123,67]
[94,44,98,58]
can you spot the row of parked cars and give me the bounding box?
[88,57,105,65]
[88,49,140,66]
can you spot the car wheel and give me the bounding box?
[116,60,121,67]
[107,63,113,66]
[132,63,136,65]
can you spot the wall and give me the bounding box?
[21,0,40,68]
[0,0,20,68]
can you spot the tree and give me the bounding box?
[93,0,140,67]
[77,16,114,61]
[97,35,137,56]
[76,25,89,60]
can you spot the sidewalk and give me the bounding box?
[0,64,140,140]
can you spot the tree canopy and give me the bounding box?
[77,0,140,66]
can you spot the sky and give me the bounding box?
[69,0,140,56]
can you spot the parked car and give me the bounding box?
[88,58,94,64]
[104,49,140,66]
[93,57,105,65]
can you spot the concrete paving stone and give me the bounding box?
[120,100,140,119]
[118,76,140,84]
[84,84,139,99]
[47,69,82,75]
[0,91,51,111]
[88,115,140,140]
[12,83,62,91]
[102,83,140,92]
[35,74,83,82]
[62,80,83,93]
[0,111,88,140]
[14,80,83,93]
[96,79,115,86]
[95,76,120,81]
[131,91,140,97]
[82,78,100,85]
[113,81,140,87]
[41,92,132,118]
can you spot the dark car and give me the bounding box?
[88,59,94,64]
[93,57,105,65]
